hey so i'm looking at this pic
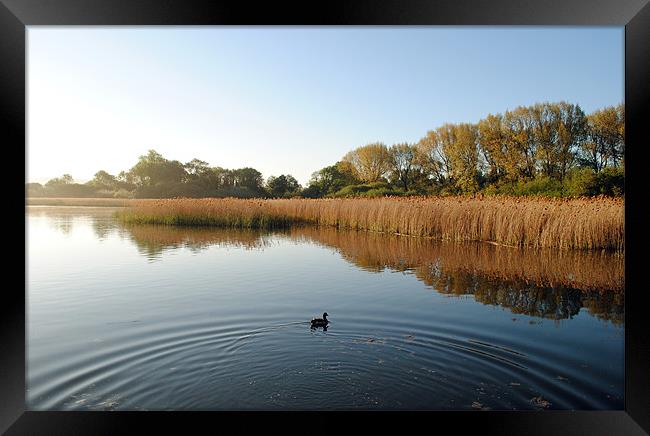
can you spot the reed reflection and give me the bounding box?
[118,223,624,324]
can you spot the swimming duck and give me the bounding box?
[311,312,329,328]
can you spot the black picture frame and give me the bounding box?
[4,0,649,434]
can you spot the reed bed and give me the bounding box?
[117,196,624,251]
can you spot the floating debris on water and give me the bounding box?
[471,401,491,410]
[531,396,552,408]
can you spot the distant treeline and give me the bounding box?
[27,101,624,199]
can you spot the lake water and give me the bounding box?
[26,206,624,410]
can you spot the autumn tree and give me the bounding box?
[582,104,625,172]
[342,142,391,183]
[553,102,587,180]
[530,103,560,178]
[502,107,537,180]
[416,127,453,185]
[477,114,508,182]
[615,103,625,167]
[447,123,481,193]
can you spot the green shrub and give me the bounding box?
[359,187,403,197]
[330,182,412,198]
[589,167,624,196]
[483,177,563,197]
[562,167,596,197]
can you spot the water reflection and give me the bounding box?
[120,223,624,325]
[292,228,624,325]
[26,206,625,410]
[124,225,274,260]
[27,206,123,240]
[27,206,624,324]
[291,227,624,292]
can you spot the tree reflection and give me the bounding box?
[33,206,622,325]
[122,224,274,261]
[116,224,623,324]
[294,228,624,325]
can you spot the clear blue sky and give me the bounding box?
[27,26,623,186]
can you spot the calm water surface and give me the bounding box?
[27,206,624,410]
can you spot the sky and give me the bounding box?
[27,26,624,186]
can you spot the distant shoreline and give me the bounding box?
[26,197,133,207]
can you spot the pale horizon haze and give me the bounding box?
[27,26,624,187]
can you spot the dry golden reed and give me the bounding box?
[117,196,624,251]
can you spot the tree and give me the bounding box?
[184,158,211,178]
[128,150,187,188]
[389,143,418,191]
[615,103,625,167]
[477,114,508,182]
[342,142,391,182]
[416,128,453,186]
[530,102,561,178]
[232,167,265,193]
[89,170,118,190]
[212,167,234,188]
[554,102,586,180]
[447,123,481,193]
[306,162,359,197]
[116,171,137,191]
[266,174,301,198]
[502,107,537,180]
[45,174,74,187]
[582,105,625,172]
[43,174,97,197]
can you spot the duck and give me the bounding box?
[310,312,329,328]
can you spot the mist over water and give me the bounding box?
[26,206,624,410]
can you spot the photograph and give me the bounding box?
[23,25,628,412]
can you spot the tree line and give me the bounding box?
[27,101,624,199]
[27,151,303,199]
